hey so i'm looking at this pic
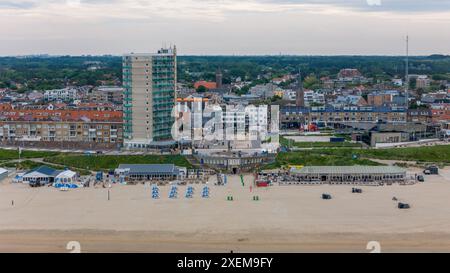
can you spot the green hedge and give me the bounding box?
[0,149,60,160]
[44,154,193,171]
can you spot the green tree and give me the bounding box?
[196,85,207,93]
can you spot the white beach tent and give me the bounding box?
[0,168,8,182]
[55,170,77,183]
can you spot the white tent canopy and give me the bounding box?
[55,170,77,183]
[0,168,8,182]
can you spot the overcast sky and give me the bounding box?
[1,0,450,56]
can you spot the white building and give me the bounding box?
[416,75,431,89]
[249,83,277,99]
[282,89,296,101]
[44,88,78,102]
[304,90,325,106]
[392,78,403,87]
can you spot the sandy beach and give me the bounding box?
[1,167,450,253]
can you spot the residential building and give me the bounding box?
[175,95,210,141]
[334,95,367,107]
[337,69,365,83]
[392,78,403,87]
[123,47,177,149]
[280,105,407,129]
[44,88,78,102]
[91,86,123,103]
[430,104,450,123]
[249,83,277,99]
[282,89,296,101]
[303,90,325,106]
[422,91,449,104]
[416,75,431,89]
[367,90,402,106]
[407,108,432,123]
[0,105,123,149]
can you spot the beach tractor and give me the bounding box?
[424,165,439,175]
[398,203,411,209]
[322,194,332,200]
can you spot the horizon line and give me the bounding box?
[1,53,450,58]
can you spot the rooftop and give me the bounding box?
[24,166,61,177]
[0,108,122,122]
[194,81,217,90]
[117,164,177,175]
[281,105,407,114]
[292,166,406,175]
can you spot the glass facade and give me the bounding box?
[122,61,133,139]
[152,55,175,141]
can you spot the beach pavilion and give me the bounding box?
[288,166,407,185]
[22,166,62,185]
[115,164,185,181]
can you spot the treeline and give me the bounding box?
[1,55,450,92]
[178,55,450,82]
[0,56,122,91]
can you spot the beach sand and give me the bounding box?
[1,167,450,253]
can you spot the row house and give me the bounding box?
[0,108,123,149]
[0,121,123,144]
[407,108,432,123]
[281,105,407,129]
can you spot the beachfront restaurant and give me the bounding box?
[115,164,185,181]
[22,166,62,185]
[288,166,407,185]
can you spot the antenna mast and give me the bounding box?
[405,35,409,108]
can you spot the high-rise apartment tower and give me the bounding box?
[122,47,177,149]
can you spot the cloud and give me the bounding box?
[0,1,36,9]
[1,0,450,55]
[366,0,382,6]
[0,0,449,24]
[268,0,450,13]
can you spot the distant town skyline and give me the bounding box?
[1,0,450,56]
